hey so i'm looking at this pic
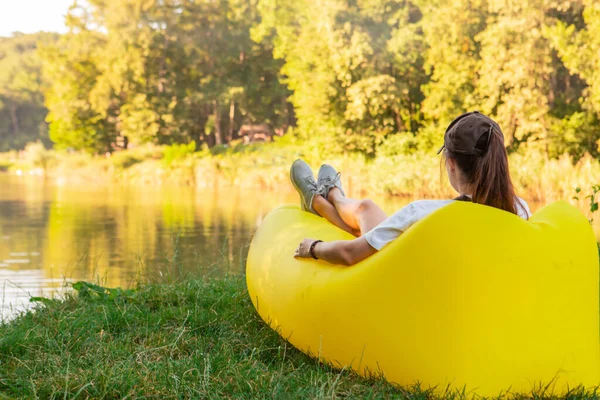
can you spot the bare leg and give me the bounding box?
[312,195,360,237]
[328,188,388,235]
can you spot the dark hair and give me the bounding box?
[445,127,524,216]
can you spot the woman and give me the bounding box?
[291,111,531,265]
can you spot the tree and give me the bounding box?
[0,33,56,151]
[7,0,598,159]
[41,0,291,153]
[474,0,585,155]
[547,0,600,158]
[418,0,487,126]
[256,0,427,155]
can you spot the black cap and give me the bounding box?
[437,111,503,156]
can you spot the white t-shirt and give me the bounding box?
[363,197,531,251]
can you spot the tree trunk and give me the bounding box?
[544,132,549,160]
[393,108,403,132]
[228,99,235,143]
[9,102,19,136]
[214,100,222,146]
[157,31,168,93]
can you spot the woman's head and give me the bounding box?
[439,111,521,215]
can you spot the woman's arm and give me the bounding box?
[294,237,377,266]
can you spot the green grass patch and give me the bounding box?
[0,278,409,399]
[0,277,598,399]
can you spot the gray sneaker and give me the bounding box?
[290,159,320,215]
[318,164,345,201]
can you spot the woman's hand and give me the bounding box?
[293,237,377,266]
[294,238,318,259]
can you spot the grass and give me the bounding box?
[0,278,411,399]
[0,276,599,399]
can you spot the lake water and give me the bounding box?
[0,174,414,320]
[1,174,598,320]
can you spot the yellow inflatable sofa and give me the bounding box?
[246,201,600,397]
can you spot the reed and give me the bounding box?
[2,141,599,206]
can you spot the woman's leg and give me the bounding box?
[312,195,360,237]
[327,188,388,235]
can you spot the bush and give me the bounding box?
[377,133,419,157]
[110,152,142,170]
[163,141,196,167]
[376,125,441,157]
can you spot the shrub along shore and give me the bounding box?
[0,277,598,399]
[2,139,600,205]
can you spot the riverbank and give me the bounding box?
[0,277,413,398]
[2,140,600,204]
[0,277,597,399]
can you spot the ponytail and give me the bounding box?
[446,128,523,216]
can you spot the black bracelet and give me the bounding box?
[309,240,323,259]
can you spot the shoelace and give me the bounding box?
[304,176,320,193]
[318,172,341,193]
[303,172,341,197]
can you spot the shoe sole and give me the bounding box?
[290,161,309,212]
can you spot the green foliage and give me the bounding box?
[377,134,420,157]
[72,281,136,301]
[253,0,600,158]
[109,151,142,170]
[575,183,600,260]
[0,33,56,151]
[548,112,600,160]
[545,0,600,158]
[592,187,600,215]
[376,124,441,157]
[162,141,196,167]
[42,27,117,154]
[419,0,486,123]
[256,0,426,155]
[3,0,600,160]
[39,0,291,154]
[574,185,600,223]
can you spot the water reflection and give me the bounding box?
[1,174,598,320]
[0,175,311,319]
